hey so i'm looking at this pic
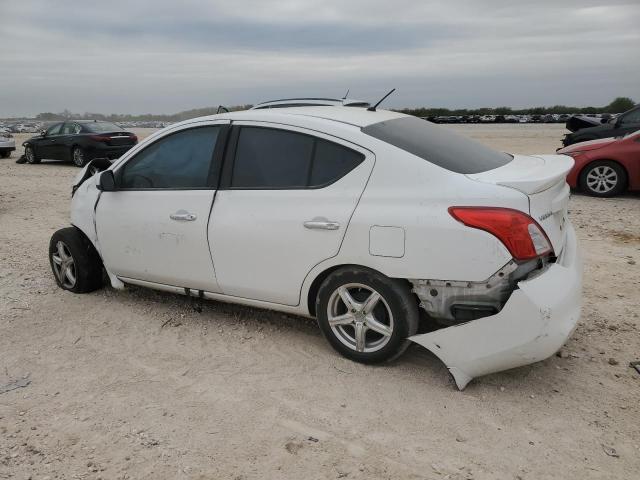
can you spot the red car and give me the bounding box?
[557,130,640,197]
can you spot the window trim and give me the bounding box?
[219,124,366,191]
[113,124,230,192]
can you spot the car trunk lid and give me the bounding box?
[467,154,574,255]
[104,132,136,146]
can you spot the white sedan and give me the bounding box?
[51,106,582,389]
[0,130,15,158]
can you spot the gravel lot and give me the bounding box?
[1,124,638,479]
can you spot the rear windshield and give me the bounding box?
[362,116,512,174]
[84,121,123,133]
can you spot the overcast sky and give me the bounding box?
[0,0,638,117]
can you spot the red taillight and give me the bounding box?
[89,134,110,143]
[448,207,553,261]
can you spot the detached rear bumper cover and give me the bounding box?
[410,223,582,389]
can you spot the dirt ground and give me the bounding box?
[1,124,638,480]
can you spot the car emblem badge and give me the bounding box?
[538,212,553,221]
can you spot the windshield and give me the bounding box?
[84,121,123,133]
[362,116,512,174]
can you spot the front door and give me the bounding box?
[38,123,64,159]
[96,122,228,292]
[209,123,374,305]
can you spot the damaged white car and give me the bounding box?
[50,105,582,389]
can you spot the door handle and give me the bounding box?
[304,219,340,230]
[170,210,197,221]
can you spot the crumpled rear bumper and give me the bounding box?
[410,223,582,389]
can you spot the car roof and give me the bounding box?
[251,97,370,109]
[191,106,406,129]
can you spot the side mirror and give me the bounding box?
[97,170,116,192]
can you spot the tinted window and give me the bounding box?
[120,127,219,189]
[310,139,364,186]
[362,116,512,174]
[231,127,364,189]
[61,123,80,135]
[620,108,640,125]
[85,121,123,133]
[232,127,314,188]
[46,123,62,135]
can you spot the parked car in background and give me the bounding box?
[22,120,137,167]
[50,105,582,389]
[563,105,640,146]
[0,130,15,158]
[557,130,640,197]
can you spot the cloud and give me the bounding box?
[0,0,638,116]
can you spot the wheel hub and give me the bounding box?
[51,241,76,288]
[327,283,394,353]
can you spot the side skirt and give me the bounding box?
[117,276,312,318]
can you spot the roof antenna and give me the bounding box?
[367,88,396,112]
[342,89,350,100]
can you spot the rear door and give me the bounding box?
[58,122,81,159]
[209,122,374,305]
[96,122,229,291]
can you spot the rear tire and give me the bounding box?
[316,267,419,364]
[579,161,627,197]
[72,147,87,167]
[49,227,103,293]
[25,145,40,164]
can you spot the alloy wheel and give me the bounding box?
[73,148,85,167]
[51,241,77,288]
[326,283,394,353]
[25,147,35,163]
[586,165,618,194]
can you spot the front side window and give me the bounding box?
[362,116,512,174]
[231,127,364,189]
[46,123,62,136]
[120,126,220,189]
[620,108,640,125]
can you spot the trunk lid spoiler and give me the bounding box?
[467,154,574,195]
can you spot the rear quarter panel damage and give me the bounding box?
[409,224,582,389]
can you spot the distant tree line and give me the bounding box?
[19,96,636,122]
[33,105,252,122]
[398,97,635,118]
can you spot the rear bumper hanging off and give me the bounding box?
[409,222,582,389]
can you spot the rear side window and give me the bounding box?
[231,127,364,189]
[120,126,220,189]
[310,140,364,186]
[362,116,512,174]
[232,128,314,188]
